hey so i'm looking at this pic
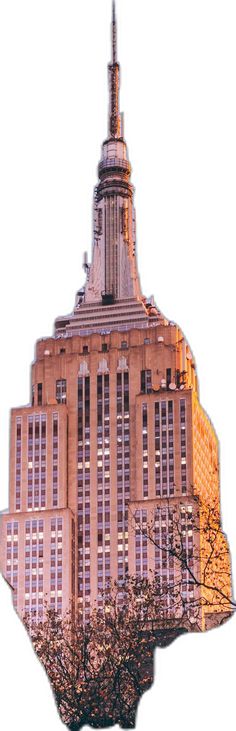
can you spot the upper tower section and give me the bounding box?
[54,1,161,337]
[83,0,142,306]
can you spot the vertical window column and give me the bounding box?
[52,414,59,507]
[24,519,44,619]
[155,400,175,498]
[142,404,148,497]
[15,418,22,511]
[27,417,33,510]
[116,371,129,586]
[34,417,40,509]
[161,402,167,497]
[71,518,76,620]
[168,401,175,497]
[155,403,161,496]
[97,373,110,604]
[180,506,194,606]
[27,415,47,510]
[78,376,91,621]
[135,510,148,578]
[50,518,63,615]
[155,507,175,613]
[41,416,46,508]
[6,522,18,609]
[180,399,187,494]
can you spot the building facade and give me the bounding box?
[0,2,231,629]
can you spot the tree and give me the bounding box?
[131,495,234,631]
[24,577,188,730]
[24,497,234,730]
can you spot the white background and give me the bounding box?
[0,0,235,729]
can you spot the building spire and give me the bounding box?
[109,0,121,138]
[112,0,117,63]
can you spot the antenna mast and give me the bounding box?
[109,0,121,137]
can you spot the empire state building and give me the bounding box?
[0,1,231,630]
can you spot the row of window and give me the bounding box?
[31,362,169,409]
[155,401,175,498]
[142,399,187,498]
[27,415,47,510]
[15,413,59,512]
[6,518,64,619]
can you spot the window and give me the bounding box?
[83,346,89,354]
[121,341,128,350]
[56,379,67,404]
[120,206,129,242]
[166,368,171,389]
[102,343,108,353]
[176,369,180,388]
[37,383,43,406]
[141,370,152,394]
[98,208,103,236]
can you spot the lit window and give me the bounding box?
[56,379,67,404]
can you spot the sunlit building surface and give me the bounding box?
[0,2,231,630]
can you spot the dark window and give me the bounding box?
[142,403,147,428]
[83,345,89,354]
[41,420,46,438]
[121,341,128,349]
[98,209,103,236]
[141,370,152,394]
[166,368,171,389]
[102,343,108,353]
[37,383,42,406]
[176,369,180,388]
[53,417,58,438]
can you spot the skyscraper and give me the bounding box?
[0,0,231,632]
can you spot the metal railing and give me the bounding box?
[98,157,131,175]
